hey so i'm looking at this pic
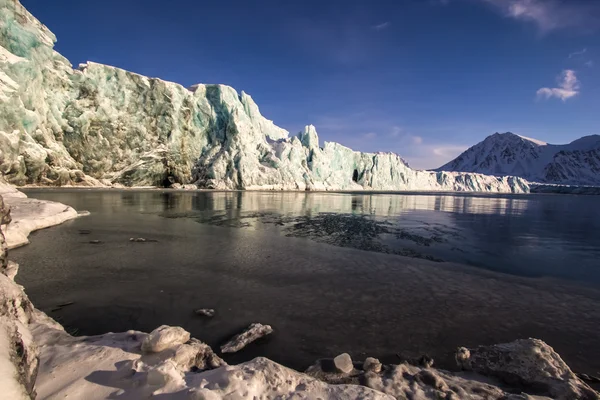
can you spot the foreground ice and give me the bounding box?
[0,181,79,249]
[0,0,529,193]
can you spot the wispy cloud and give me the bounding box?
[479,0,600,33]
[536,69,580,101]
[363,132,377,139]
[568,48,587,58]
[584,60,594,67]
[372,22,391,31]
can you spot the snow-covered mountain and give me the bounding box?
[437,132,600,186]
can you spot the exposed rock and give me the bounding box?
[363,357,383,373]
[141,325,191,353]
[334,353,354,374]
[194,308,215,317]
[456,338,599,399]
[0,0,530,193]
[418,355,434,368]
[220,323,273,353]
[0,192,38,399]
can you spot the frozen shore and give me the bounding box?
[0,185,599,399]
[0,182,79,249]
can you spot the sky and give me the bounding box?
[21,0,600,169]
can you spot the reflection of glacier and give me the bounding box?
[110,191,530,217]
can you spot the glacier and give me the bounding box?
[0,0,528,193]
[438,132,600,186]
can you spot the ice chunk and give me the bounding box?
[220,323,273,353]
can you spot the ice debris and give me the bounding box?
[220,323,273,353]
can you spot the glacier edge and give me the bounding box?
[0,0,529,193]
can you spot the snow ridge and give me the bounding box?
[437,132,600,186]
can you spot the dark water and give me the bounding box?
[11,189,600,374]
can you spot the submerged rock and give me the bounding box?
[220,323,273,353]
[141,325,191,353]
[194,308,215,317]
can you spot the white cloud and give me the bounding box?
[585,60,594,67]
[480,0,600,33]
[372,22,391,31]
[389,126,403,137]
[412,136,424,145]
[536,69,580,101]
[568,48,587,58]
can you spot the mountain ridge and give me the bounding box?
[437,132,600,186]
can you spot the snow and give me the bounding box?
[0,325,30,400]
[0,188,79,249]
[142,325,191,353]
[517,134,547,146]
[438,132,600,186]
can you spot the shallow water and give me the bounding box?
[11,189,600,374]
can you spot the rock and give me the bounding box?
[171,338,226,371]
[363,357,382,373]
[220,323,273,353]
[455,338,598,399]
[141,325,191,353]
[333,353,354,374]
[194,309,215,317]
[419,354,434,368]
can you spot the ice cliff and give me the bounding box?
[0,0,528,193]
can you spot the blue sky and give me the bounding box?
[22,0,600,169]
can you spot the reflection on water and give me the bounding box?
[19,189,600,283]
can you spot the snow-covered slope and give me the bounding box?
[437,132,600,186]
[0,0,528,193]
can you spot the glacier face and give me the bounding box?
[438,132,600,186]
[0,0,529,193]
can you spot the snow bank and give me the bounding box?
[0,184,79,249]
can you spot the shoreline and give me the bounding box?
[1,185,599,399]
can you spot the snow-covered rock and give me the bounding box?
[0,194,38,399]
[220,323,273,353]
[438,132,600,186]
[0,0,529,193]
[141,325,191,353]
[456,338,599,400]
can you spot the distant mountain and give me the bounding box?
[437,132,600,186]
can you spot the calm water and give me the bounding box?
[11,189,600,374]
